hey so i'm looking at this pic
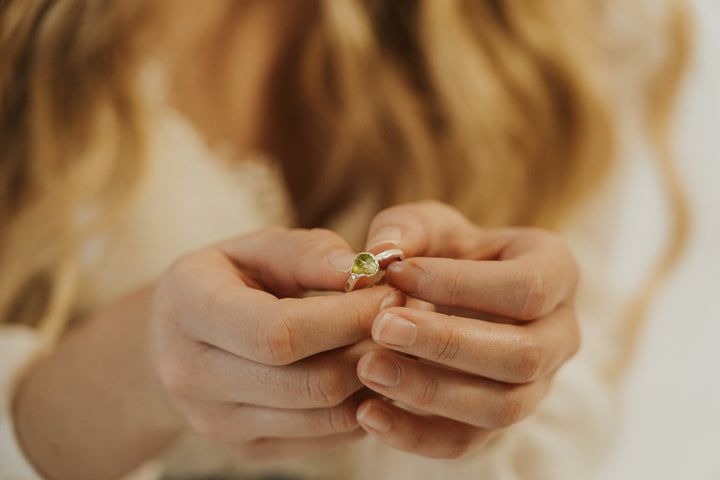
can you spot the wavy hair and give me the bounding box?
[0,0,691,377]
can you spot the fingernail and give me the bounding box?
[327,250,357,273]
[357,403,393,433]
[374,313,417,348]
[379,290,405,311]
[368,226,402,251]
[360,353,401,387]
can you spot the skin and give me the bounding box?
[11,2,581,479]
[356,202,580,458]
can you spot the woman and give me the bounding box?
[0,0,689,479]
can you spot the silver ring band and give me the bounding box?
[374,248,405,263]
[344,249,405,292]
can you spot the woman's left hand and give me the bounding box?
[354,201,581,459]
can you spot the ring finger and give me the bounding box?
[181,390,375,443]
[162,339,376,409]
[357,349,551,429]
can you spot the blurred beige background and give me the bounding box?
[601,0,720,478]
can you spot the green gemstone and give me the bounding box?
[351,252,379,276]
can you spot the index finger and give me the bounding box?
[163,246,404,366]
[385,232,579,320]
[220,227,359,296]
[194,283,404,366]
[364,201,510,260]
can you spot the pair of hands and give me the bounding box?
[150,201,580,460]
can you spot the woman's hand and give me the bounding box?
[353,202,581,459]
[14,227,402,480]
[151,228,404,460]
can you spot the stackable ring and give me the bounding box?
[344,249,405,292]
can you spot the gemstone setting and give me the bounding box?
[351,252,379,277]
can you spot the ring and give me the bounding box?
[344,249,405,292]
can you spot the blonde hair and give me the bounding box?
[298,0,617,229]
[0,1,151,338]
[0,0,691,377]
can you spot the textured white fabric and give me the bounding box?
[0,327,44,480]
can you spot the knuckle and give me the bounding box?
[188,411,226,440]
[238,439,276,462]
[413,199,459,220]
[522,228,558,250]
[255,313,295,365]
[293,228,343,257]
[263,226,291,239]
[162,252,192,281]
[164,250,206,285]
[155,250,210,321]
[433,324,462,364]
[416,375,440,409]
[515,269,547,320]
[326,404,359,433]
[340,301,368,340]
[445,264,466,306]
[199,281,234,326]
[490,388,526,428]
[453,428,492,459]
[444,433,475,460]
[509,337,543,383]
[400,425,425,454]
[370,204,423,233]
[288,229,346,286]
[372,204,411,223]
[307,366,349,408]
[157,356,196,398]
[194,405,254,446]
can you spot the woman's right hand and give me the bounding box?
[150,228,404,460]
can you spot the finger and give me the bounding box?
[366,203,579,286]
[182,391,376,444]
[385,252,577,320]
[162,340,376,409]
[357,349,552,429]
[364,201,502,259]
[198,286,403,365]
[236,428,367,462]
[371,306,580,383]
[219,227,360,296]
[235,390,377,439]
[356,399,492,459]
[160,250,404,364]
